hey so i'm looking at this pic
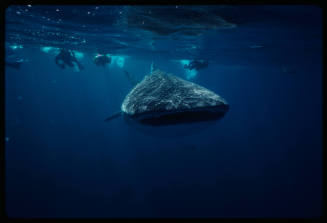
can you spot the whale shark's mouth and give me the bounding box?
[124,105,229,126]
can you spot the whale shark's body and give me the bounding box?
[106,69,229,126]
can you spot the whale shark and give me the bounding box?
[105,69,229,126]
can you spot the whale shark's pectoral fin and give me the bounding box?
[123,70,139,86]
[105,111,122,122]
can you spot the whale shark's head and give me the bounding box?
[119,69,229,136]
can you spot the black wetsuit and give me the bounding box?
[184,60,209,71]
[94,55,111,67]
[55,49,84,70]
[6,47,23,69]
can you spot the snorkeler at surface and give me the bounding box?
[55,49,84,71]
[184,60,209,71]
[94,54,111,67]
[5,46,25,69]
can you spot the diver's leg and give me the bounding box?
[72,61,84,71]
[67,61,74,67]
[55,57,60,66]
[76,61,84,70]
[55,57,65,69]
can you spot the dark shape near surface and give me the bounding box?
[55,49,84,71]
[184,60,209,71]
[126,6,236,36]
[94,54,111,67]
[107,69,229,126]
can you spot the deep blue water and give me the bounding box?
[5,5,323,218]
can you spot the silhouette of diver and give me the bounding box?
[184,60,209,71]
[6,61,22,69]
[94,54,111,67]
[55,49,84,71]
[6,47,24,69]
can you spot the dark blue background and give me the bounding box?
[5,5,323,218]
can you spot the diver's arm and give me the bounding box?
[70,50,75,57]
[75,61,84,70]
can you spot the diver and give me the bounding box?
[93,54,111,67]
[5,46,25,69]
[55,49,84,71]
[184,60,209,71]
